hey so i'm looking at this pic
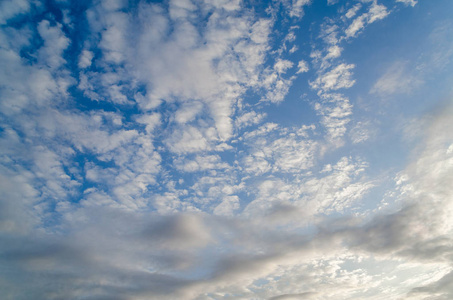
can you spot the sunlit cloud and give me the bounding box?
[1,0,453,299]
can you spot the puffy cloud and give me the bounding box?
[2,105,453,298]
[174,154,230,173]
[1,0,449,299]
[274,59,294,74]
[241,124,318,174]
[0,0,30,25]
[235,111,266,129]
[296,60,309,74]
[311,63,356,92]
[286,0,312,18]
[37,20,70,69]
[78,49,94,69]
[164,126,211,154]
[0,48,62,115]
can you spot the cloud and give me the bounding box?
[0,48,62,115]
[269,292,318,299]
[349,121,374,144]
[0,0,30,25]
[408,270,453,299]
[346,15,367,38]
[2,105,453,298]
[241,124,318,174]
[274,59,294,74]
[396,0,418,7]
[311,63,356,91]
[370,61,422,96]
[286,0,312,18]
[37,20,70,69]
[235,111,266,129]
[213,195,240,216]
[243,155,373,220]
[345,1,389,38]
[174,154,230,173]
[371,22,453,98]
[345,4,362,19]
[78,50,94,69]
[129,3,274,140]
[164,126,211,154]
[1,1,449,299]
[314,93,353,143]
[296,60,309,74]
[325,45,342,60]
[78,0,285,141]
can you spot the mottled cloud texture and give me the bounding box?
[1,0,453,299]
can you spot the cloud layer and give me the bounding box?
[1,0,453,299]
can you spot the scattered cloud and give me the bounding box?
[396,0,418,7]
[0,0,450,299]
[349,121,374,144]
[370,61,422,96]
[311,63,356,92]
[346,4,362,19]
[345,1,389,38]
[296,60,309,74]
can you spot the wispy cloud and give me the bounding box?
[370,61,422,96]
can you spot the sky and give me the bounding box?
[1,0,453,299]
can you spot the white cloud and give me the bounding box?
[174,154,230,173]
[318,24,340,45]
[2,103,453,298]
[346,4,361,19]
[174,101,204,124]
[136,113,161,134]
[78,49,94,69]
[368,2,389,24]
[2,1,450,299]
[242,155,372,219]
[396,0,418,7]
[165,126,211,154]
[235,111,266,130]
[113,2,275,140]
[0,0,30,25]
[37,20,70,69]
[346,15,367,38]
[314,93,353,142]
[345,2,389,38]
[0,165,39,234]
[301,156,374,214]
[311,63,356,92]
[287,0,312,18]
[213,195,240,216]
[325,45,342,60]
[274,59,294,74]
[242,125,318,174]
[296,60,309,74]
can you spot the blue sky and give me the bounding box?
[1,0,453,299]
